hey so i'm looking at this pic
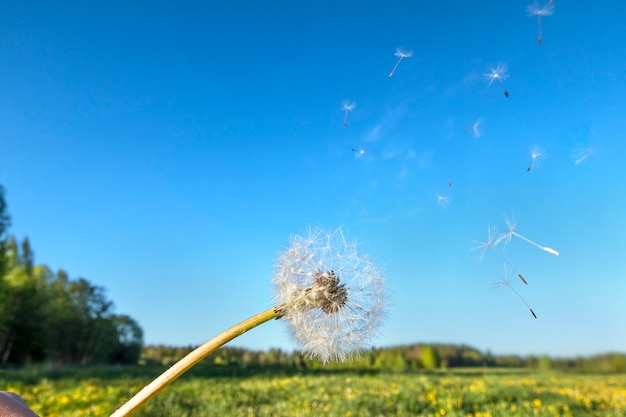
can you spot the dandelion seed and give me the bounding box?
[473,225,499,262]
[495,214,559,256]
[448,182,452,187]
[491,262,537,318]
[389,47,412,78]
[572,146,593,164]
[351,148,365,159]
[527,1,555,46]
[110,227,387,417]
[464,118,483,138]
[473,225,529,285]
[527,145,547,171]
[436,194,450,208]
[484,63,510,98]
[342,101,356,128]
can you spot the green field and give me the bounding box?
[2,366,625,417]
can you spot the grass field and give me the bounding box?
[1,366,625,416]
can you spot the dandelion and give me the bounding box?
[527,145,547,171]
[110,227,387,417]
[273,227,387,362]
[491,262,537,318]
[389,47,412,78]
[473,225,529,284]
[352,148,365,159]
[527,1,555,46]
[484,63,510,98]
[572,146,593,164]
[473,225,500,262]
[436,194,450,208]
[464,118,483,138]
[342,101,356,128]
[495,214,559,256]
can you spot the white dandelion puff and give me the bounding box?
[273,227,387,363]
[527,1,555,46]
[484,63,510,98]
[389,47,413,78]
[342,101,356,128]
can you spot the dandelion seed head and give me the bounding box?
[436,194,450,207]
[528,145,547,169]
[484,63,509,85]
[464,118,482,138]
[494,215,516,249]
[342,101,356,112]
[472,119,482,138]
[472,225,499,262]
[352,148,365,159]
[394,47,413,58]
[526,2,555,17]
[273,227,387,363]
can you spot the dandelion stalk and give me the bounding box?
[510,231,559,256]
[110,308,280,417]
[110,227,386,417]
[495,215,559,256]
[505,280,537,318]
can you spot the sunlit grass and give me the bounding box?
[2,367,625,417]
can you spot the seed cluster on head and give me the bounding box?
[275,269,349,317]
[314,270,348,314]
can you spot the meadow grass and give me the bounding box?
[1,366,625,416]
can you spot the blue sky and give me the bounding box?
[1,0,625,357]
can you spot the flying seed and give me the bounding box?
[389,47,412,78]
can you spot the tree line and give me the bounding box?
[142,343,626,373]
[0,185,143,365]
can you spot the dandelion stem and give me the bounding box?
[389,58,402,77]
[109,307,281,417]
[507,284,537,319]
[512,231,559,256]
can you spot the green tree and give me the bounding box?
[109,314,143,364]
[0,185,10,277]
[67,278,114,364]
[421,345,440,369]
[45,269,86,363]
[0,239,50,364]
[537,355,553,371]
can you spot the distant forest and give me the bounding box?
[142,344,626,373]
[1,185,624,372]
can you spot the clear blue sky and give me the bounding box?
[1,0,624,357]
